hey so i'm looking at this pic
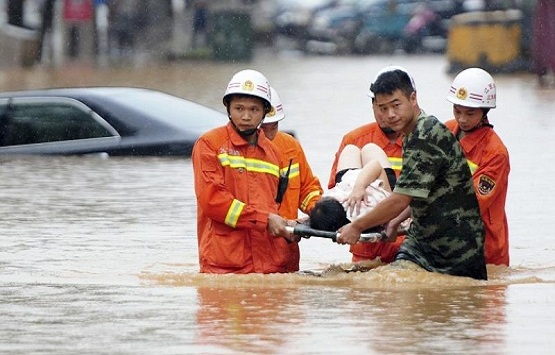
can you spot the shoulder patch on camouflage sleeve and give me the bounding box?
[478,175,495,195]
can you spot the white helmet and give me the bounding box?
[223,69,272,111]
[447,67,496,108]
[264,87,285,124]
[368,65,416,98]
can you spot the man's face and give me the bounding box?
[228,96,265,132]
[375,89,417,135]
[372,99,394,134]
[453,104,484,132]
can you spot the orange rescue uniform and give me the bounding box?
[192,122,292,274]
[328,122,405,263]
[272,131,323,271]
[445,120,510,266]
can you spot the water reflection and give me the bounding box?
[351,286,508,354]
[196,287,299,353]
[192,283,508,355]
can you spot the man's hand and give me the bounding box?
[336,222,363,245]
[267,213,301,243]
[383,221,401,242]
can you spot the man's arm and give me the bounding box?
[345,160,386,216]
[337,192,412,245]
[384,205,411,241]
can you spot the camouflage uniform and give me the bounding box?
[394,111,487,280]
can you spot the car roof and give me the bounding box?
[0,87,228,135]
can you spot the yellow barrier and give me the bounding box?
[447,10,523,71]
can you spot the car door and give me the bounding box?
[0,97,121,155]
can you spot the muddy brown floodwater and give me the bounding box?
[1,51,555,354]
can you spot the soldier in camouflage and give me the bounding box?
[337,69,487,280]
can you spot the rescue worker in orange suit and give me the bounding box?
[261,87,323,272]
[192,69,298,274]
[328,66,412,263]
[445,67,510,266]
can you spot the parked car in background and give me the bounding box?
[304,0,466,55]
[0,87,227,156]
[273,0,335,39]
[354,0,465,54]
[305,0,367,54]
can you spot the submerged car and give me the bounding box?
[0,87,228,156]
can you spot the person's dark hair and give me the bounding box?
[309,197,350,232]
[370,69,414,99]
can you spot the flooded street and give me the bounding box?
[1,51,555,354]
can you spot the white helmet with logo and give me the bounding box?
[368,65,417,98]
[223,69,272,112]
[264,87,285,124]
[447,67,496,108]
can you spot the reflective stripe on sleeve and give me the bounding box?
[467,159,478,175]
[225,199,246,228]
[301,190,321,211]
[388,157,402,172]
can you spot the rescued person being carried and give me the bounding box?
[309,143,410,235]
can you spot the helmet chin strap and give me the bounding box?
[229,116,263,139]
[379,126,396,135]
[237,127,258,138]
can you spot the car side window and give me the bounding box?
[0,101,116,146]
